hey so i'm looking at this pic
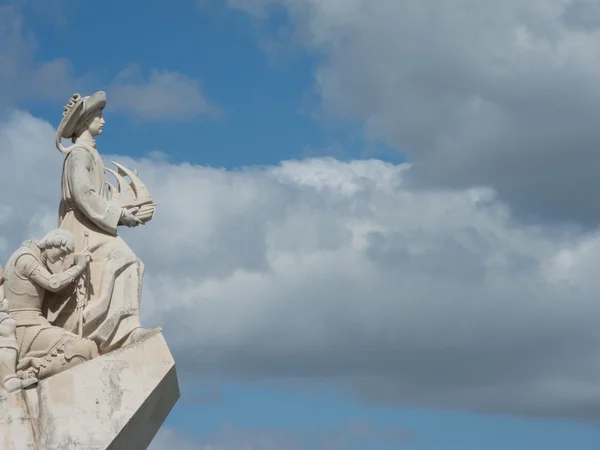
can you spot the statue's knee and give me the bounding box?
[108,249,138,266]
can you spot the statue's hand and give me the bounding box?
[119,207,143,227]
[74,251,92,268]
[134,203,156,223]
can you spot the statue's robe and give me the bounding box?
[45,143,144,354]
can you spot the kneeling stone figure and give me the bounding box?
[3,229,98,380]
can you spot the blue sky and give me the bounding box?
[22,0,336,166]
[5,0,600,449]
[166,382,600,449]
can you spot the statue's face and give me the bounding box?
[88,113,105,137]
[45,246,71,264]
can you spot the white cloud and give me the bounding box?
[4,112,600,419]
[109,64,217,121]
[228,0,600,225]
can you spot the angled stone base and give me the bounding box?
[0,330,179,450]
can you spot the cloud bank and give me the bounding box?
[229,0,600,225]
[3,112,600,419]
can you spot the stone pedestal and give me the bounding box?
[0,330,179,450]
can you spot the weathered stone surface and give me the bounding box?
[0,329,179,450]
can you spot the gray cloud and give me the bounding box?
[0,6,86,112]
[229,0,600,226]
[109,64,218,122]
[5,112,600,419]
[562,0,600,30]
[0,7,215,123]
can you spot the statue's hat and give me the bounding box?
[55,91,106,153]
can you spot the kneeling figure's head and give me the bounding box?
[37,229,76,264]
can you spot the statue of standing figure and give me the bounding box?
[0,90,158,393]
[44,91,158,354]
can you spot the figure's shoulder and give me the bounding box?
[12,242,39,262]
[65,145,95,166]
[3,244,34,278]
[14,249,36,263]
[67,145,93,157]
[12,246,40,278]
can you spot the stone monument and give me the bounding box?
[0,92,179,449]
